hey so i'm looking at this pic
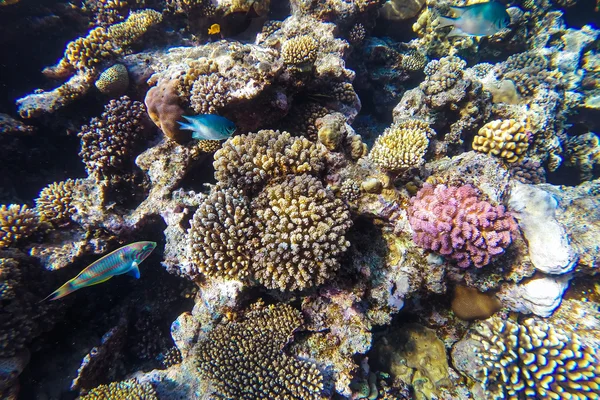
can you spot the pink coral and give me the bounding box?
[408,184,517,268]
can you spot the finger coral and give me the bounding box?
[369,119,433,173]
[187,186,254,280]
[78,95,151,178]
[0,205,39,248]
[194,303,323,399]
[472,119,530,163]
[251,174,352,291]
[453,316,600,399]
[80,379,158,399]
[35,179,80,225]
[213,129,326,194]
[281,34,319,67]
[408,184,517,268]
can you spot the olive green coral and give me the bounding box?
[187,186,254,280]
[472,119,529,163]
[0,205,39,248]
[194,303,323,399]
[369,119,433,172]
[251,175,352,291]
[34,179,79,225]
[281,35,319,66]
[213,130,326,194]
[80,379,158,399]
[463,317,600,400]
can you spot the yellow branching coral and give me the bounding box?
[213,130,326,194]
[252,174,352,291]
[35,179,80,225]
[194,303,323,399]
[106,9,162,47]
[472,119,529,163]
[0,205,39,248]
[281,35,319,66]
[369,119,433,172]
[64,27,116,72]
[460,316,600,400]
[80,379,158,400]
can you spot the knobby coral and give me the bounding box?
[251,175,352,291]
[472,119,530,163]
[457,316,600,399]
[80,379,158,399]
[408,184,517,268]
[194,303,323,399]
[369,119,433,173]
[35,179,80,225]
[95,64,129,96]
[281,34,319,67]
[0,205,39,248]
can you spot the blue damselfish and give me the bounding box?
[43,241,157,301]
[438,1,510,38]
[178,114,236,140]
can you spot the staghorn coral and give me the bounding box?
[453,316,600,399]
[213,129,326,194]
[369,119,433,173]
[472,119,530,163]
[79,95,151,178]
[194,302,323,399]
[80,379,158,399]
[94,63,129,96]
[408,184,518,268]
[34,179,79,225]
[187,186,254,281]
[251,174,352,291]
[0,205,39,248]
[281,34,319,67]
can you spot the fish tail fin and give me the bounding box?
[178,116,195,132]
[437,15,457,29]
[41,281,75,302]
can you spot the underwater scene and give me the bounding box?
[1,0,600,398]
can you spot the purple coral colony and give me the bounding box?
[1,0,600,398]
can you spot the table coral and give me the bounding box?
[0,204,39,248]
[452,316,600,400]
[252,174,352,291]
[78,95,151,178]
[80,379,158,399]
[194,302,323,399]
[369,119,433,173]
[472,119,530,163]
[408,184,518,268]
[35,179,80,225]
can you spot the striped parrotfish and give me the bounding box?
[43,241,157,301]
[438,1,510,38]
[178,114,236,140]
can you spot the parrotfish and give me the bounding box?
[178,114,236,141]
[438,1,510,38]
[43,241,157,301]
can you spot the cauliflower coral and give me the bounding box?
[408,184,518,268]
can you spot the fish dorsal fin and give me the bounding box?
[128,262,141,279]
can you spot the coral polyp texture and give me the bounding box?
[408,184,518,268]
[281,34,319,66]
[369,119,433,172]
[473,119,530,163]
[194,303,323,399]
[94,63,129,96]
[251,174,352,291]
[453,316,600,400]
[0,205,39,248]
[80,379,158,399]
[35,179,80,225]
[213,130,326,194]
[187,186,254,280]
[78,95,150,178]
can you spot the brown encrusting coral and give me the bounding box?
[251,174,352,291]
[194,303,323,399]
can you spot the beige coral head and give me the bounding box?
[281,35,319,67]
[473,119,529,163]
[369,119,433,173]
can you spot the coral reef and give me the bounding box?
[472,119,530,163]
[194,302,323,399]
[95,63,130,96]
[80,379,158,399]
[408,184,518,268]
[35,179,80,225]
[452,316,600,399]
[0,205,39,248]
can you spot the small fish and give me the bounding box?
[208,23,221,35]
[438,1,510,38]
[178,114,236,141]
[43,241,157,301]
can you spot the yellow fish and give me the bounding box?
[208,23,221,35]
